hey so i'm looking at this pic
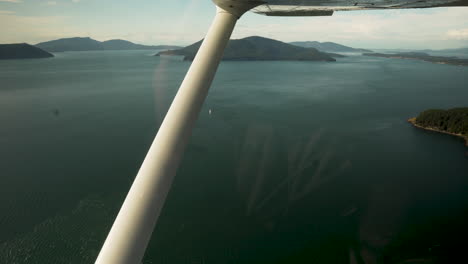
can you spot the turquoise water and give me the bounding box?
[0,50,467,263]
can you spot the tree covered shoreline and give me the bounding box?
[408,107,468,146]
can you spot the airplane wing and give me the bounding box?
[251,0,468,16]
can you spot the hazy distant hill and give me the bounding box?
[379,47,468,57]
[157,36,336,62]
[290,41,372,52]
[444,47,468,53]
[36,37,103,52]
[0,43,54,60]
[415,47,468,54]
[101,39,179,51]
[363,52,468,66]
[36,37,180,52]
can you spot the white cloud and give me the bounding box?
[447,28,468,40]
[46,1,57,5]
[234,7,468,49]
[72,0,80,3]
[0,10,14,14]
[0,4,466,49]
[0,0,22,3]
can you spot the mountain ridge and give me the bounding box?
[363,52,468,66]
[35,37,180,52]
[290,41,372,52]
[156,36,338,62]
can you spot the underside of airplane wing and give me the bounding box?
[251,0,468,16]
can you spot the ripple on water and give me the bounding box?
[0,196,115,263]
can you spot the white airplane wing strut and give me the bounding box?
[95,2,261,263]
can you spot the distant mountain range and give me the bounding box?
[10,36,464,62]
[157,36,340,62]
[417,47,468,54]
[0,43,54,60]
[290,41,372,52]
[374,47,468,55]
[35,37,181,52]
[443,47,468,53]
[363,52,468,66]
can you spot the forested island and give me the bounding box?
[35,37,180,52]
[290,41,372,52]
[408,108,468,146]
[0,43,53,60]
[156,36,338,61]
[364,52,468,66]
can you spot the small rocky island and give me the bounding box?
[408,108,468,146]
[364,52,468,66]
[0,43,54,60]
[156,36,338,61]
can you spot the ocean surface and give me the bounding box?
[0,50,467,263]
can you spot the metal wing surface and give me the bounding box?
[246,0,468,16]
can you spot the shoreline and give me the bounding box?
[408,117,468,147]
[363,53,468,67]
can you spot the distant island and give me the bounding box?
[290,41,372,52]
[363,52,468,66]
[413,47,468,54]
[156,36,338,62]
[408,108,468,147]
[0,43,53,60]
[35,37,180,52]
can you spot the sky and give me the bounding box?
[0,0,467,49]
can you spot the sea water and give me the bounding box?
[0,50,467,263]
